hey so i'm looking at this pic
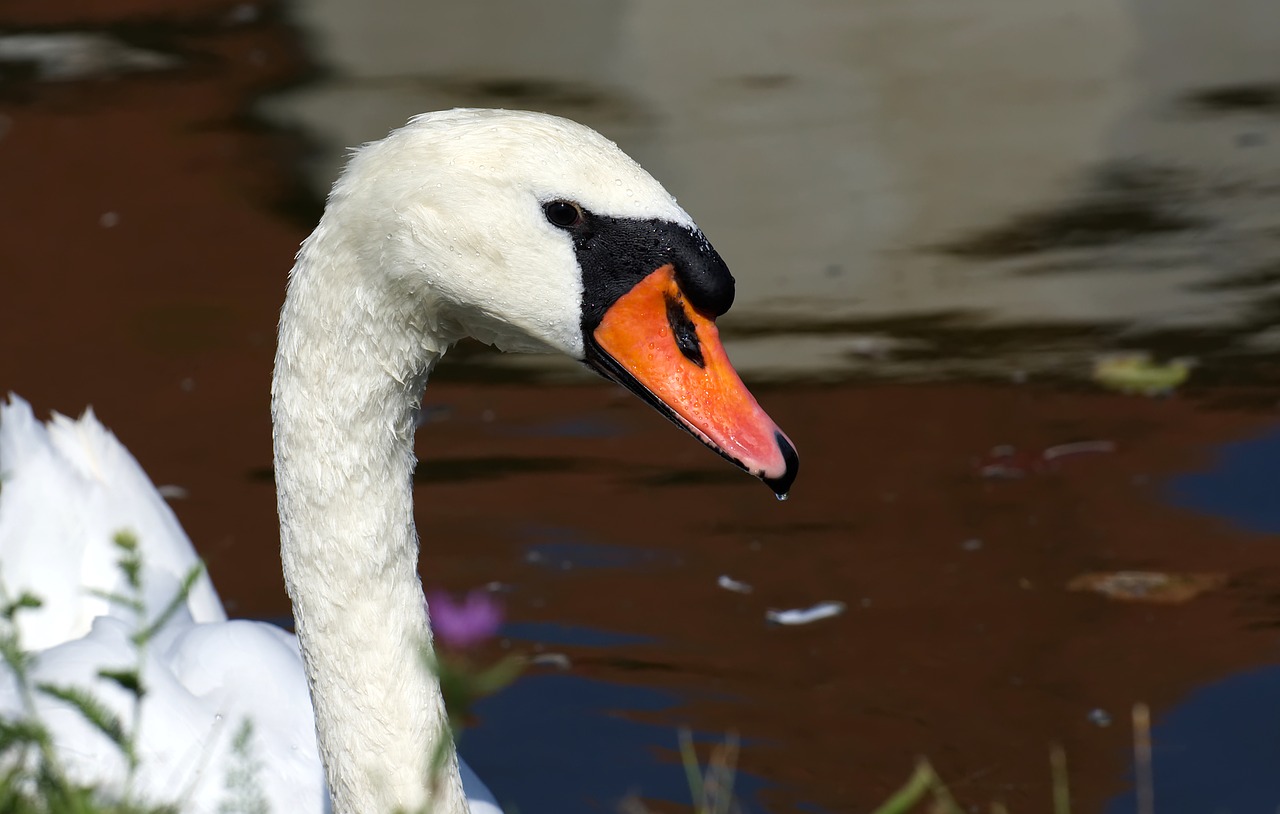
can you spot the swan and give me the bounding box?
[0,108,798,814]
[0,395,499,813]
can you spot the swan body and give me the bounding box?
[0,395,502,813]
[2,108,797,814]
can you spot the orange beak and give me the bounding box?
[587,265,798,496]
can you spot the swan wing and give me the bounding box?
[0,395,225,650]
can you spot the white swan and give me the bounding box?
[0,108,798,814]
[0,396,333,813]
[0,395,500,813]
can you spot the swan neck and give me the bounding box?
[272,231,467,814]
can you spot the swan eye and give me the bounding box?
[544,200,584,228]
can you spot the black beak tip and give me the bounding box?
[761,431,799,499]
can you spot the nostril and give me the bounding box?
[664,294,705,368]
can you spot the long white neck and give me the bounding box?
[272,218,468,814]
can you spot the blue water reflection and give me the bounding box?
[521,525,675,571]
[1167,426,1280,534]
[457,619,783,812]
[461,673,771,813]
[501,621,656,648]
[1103,664,1280,814]
[1105,429,1280,811]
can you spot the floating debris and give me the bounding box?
[156,484,188,500]
[766,600,846,626]
[1067,570,1227,603]
[717,575,754,594]
[530,652,571,670]
[1087,708,1113,727]
[1042,440,1117,461]
[1092,352,1192,396]
[974,440,1115,478]
[975,444,1030,479]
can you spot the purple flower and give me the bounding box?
[426,589,504,650]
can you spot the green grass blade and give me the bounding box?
[35,682,130,760]
[137,564,204,644]
[869,760,939,814]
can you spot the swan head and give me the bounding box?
[310,108,798,496]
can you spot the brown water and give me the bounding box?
[4,3,1280,813]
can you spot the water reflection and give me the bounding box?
[521,526,675,572]
[1169,428,1280,534]
[1104,665,1280,814]
[259,0,1280,383]
[464,674,774,814]
[501,621,657,649]
[1104,425,1280,811]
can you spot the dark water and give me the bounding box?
[5,2,1280,813]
